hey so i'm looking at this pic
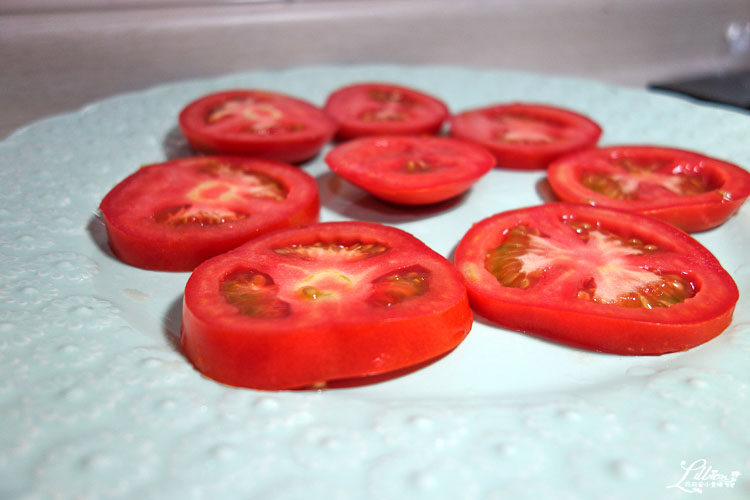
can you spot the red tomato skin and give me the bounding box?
[455,203,739,355]
[449,103,602,170]
[324,82,450,140]
[324,136,496,205]
[99,157,320,272]
[181,221,473,390]
[548,145,750,232]
[178,90,337,163]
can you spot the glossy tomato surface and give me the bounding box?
[100,156,319,271]
[178,89,336,163]
[181,221,473,390]
[547,145,750,232]
[450,103,602,169]
[455,203,738,355]
[325,136,495,205]
[324,82,449,139]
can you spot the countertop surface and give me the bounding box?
[2,0,750,138]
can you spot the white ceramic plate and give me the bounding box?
[1,65,749,500]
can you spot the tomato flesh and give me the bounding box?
[178,89,336,163]
[325,136,495,204]
[99,156,319,271]
[455,203,738,354]
[450,103,602,169]
[548,145,750,232]
[181,221,473,390]
[324,82,449,139]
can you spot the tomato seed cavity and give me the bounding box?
[153,204,248,226]
[368,265,431,307]
[221,269,290,318]
[274,241,388,261]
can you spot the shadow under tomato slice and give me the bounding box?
[181,221,473,390]
[455,203,738,355]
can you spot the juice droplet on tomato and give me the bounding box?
[368,266,431,307]
[221,270,290,318]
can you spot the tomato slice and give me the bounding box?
[324,136,495,205]
[323,82,449,139]
[181,221,473,390]
[178,89,337,163]
[449,103,602,169]
[99,156,319,271]
[547,145,750,232]
[454,203,738,354]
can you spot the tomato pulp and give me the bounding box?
[181,221,473,390]
[454,203,738,354]
[178,89,336,163]
[547,145,750,232]
[324,82,449,139]
[325,136,495,205]
[100,156,320,271]
[450,103,602,169]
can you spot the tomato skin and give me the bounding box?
[178,89,336,163]
[547,145,750,232]
[99,156,320,271]
[455,203,738,355]
[324,82,449,140]
[449,103,602,170]
[324,136,495,205]
[181,221,473,390]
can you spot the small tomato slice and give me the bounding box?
[178,89,336,163]
[181,221,473,390]
[324,82,449,139]
[450,103,602,169]
[455,203,738,354]
[100,156,319,271]
[325,136,495,205]
[547,145,750,232]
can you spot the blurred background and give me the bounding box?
[2,0,749,138]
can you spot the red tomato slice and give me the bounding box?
[547,145,750,232]
[454,203,738,355]
[181,221,473,390]
[100,156,319,271]
[178,89,336,163]
[324,136,495,205]
[324,82,449,139]
[450,103,602,170]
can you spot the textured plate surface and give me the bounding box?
[1,65,749,499]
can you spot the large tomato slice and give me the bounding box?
[324,136,495,205]
[450,103,602,169]
[181,221,473,390]
[547,145,750,232]
[454,203,738,354]
[178,89,336,163]
[99,156,319,271]
[323,82,449,139]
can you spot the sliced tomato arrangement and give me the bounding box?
[454,203,738,355]
[178,89,336,163]
[181,221,473,390]
[324,82,449,139]
[99,156,319,271]
[450,103,602,169]
[547,145,750,232]
[325,136,495,205]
